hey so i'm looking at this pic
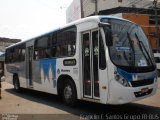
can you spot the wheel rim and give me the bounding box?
[64,85,72,102]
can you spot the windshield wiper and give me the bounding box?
[127,32,135,66]
[135,33,153,66]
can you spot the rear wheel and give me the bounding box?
[62,80,77,106]
[157,70,160,77]
[13,76,21,92]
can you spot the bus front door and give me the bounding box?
[82,30,100,99]
[26,46,33,88]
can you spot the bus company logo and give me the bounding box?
[132,74,138,81]
[61,69,70,72]
[57,69,60,74]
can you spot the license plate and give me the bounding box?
[141,88,149,93]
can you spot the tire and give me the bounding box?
[13,76,21,92]
[62,80,77,106]
[158,70,160,77]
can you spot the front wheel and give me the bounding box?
[62,80,77,106]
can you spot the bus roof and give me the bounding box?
[6,15,134,49]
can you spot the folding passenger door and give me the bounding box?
[82,29,100,99]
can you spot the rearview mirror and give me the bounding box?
[98,22,113,46]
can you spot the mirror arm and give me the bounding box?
[98,22,111,28]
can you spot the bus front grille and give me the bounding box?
[131,79,154,87]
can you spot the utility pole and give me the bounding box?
[91,0,98,15]
[95,0,98,15]
[80,0,84,18]
[153,0,160,50]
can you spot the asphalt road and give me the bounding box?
[0,79,160,120]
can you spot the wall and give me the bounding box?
[66,0,81,23]
[122,13,158,48]
[66,0,153,23]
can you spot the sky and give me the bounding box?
[0,0,73,40]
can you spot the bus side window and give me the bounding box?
[56,46,61,57]
[6,49,12,63]
[45,48,52,58]
[51,47,56,57]
[34,50,39,60]
[21,49,25,61]
[38,49,45,59]
[99,32,106,70]
[68,44,75,56]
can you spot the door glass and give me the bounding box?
[82,30,100,98]
[92,31,99,97]
[99,32,106,70]
[82,33,91,96]
[28,47,33,86]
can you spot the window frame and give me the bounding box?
[33,25,77,60]
[5,43,26,63]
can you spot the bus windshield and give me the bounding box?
[101,18,156,72]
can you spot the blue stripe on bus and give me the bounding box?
[40,59,57,88]
[117,68,133,82]
[117,68,156,82]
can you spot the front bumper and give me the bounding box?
[107,79,158,104]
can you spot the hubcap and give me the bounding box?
[64,85,72,101]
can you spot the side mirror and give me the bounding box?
[98,22,113,46]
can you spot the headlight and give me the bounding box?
[115,74,130,87]
[154,77,158,83]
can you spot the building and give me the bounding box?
[66,0,160,49]
[0,37,21,76]
[66,0,81,23]
[66,0,159,22]
[82,0,160,17]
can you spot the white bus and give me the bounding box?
[5,16,158,106]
